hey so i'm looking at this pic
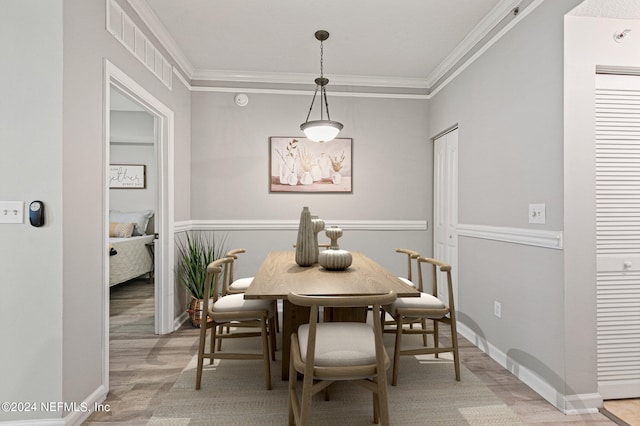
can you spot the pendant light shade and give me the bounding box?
[300,30,343,143]
[300,120,343,143]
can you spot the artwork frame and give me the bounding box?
[109,164,146,189]
[269,137,352,193]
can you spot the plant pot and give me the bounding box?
[188,296,214,327]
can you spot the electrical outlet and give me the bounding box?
[0,201,24,224]
[494,301,502,318]
[529,203,546,224]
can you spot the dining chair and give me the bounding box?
[195,257,276,391]
[384,249,428,344]
[220,248,280,343]
[395,248,420,287]
[287,291,397,426]
[383,257,460,386]
[223,248,254,295]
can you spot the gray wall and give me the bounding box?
[189,91,432,278]
[0,1,64,422]
[61,0,191,421]
[429,0,583,400]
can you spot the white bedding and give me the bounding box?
[109,235,155,286]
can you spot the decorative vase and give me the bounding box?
[319,154,331,179]
[188,296,215,327]
[279,157,296,184]
[332,172,342,184]
[318,249,352,271]
[300,171,313,185]
[325,226,343,250]
[311,164,322,181]
[311,216,325,263]
[295,207,316,266]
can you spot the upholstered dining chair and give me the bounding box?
[287,291,397,426]
[222,248,280,336]
[383,257,460,386]
[384,249,428,344]
[195,257,276,391]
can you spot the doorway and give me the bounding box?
[433,127,459,304]
[103,60,175,391]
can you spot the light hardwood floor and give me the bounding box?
[85,278,625,425]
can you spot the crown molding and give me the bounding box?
[126,0,534,94]
[190,85,429,100]
[191,69,428,89]
[425,0,522,88]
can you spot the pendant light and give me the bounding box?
[300,30,343,143]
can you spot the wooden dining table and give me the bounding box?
[244,250,419,379]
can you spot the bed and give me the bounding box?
[109,235,155,286]
[108,209,155,287]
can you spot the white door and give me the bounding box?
[596,73,640,400]
[433,128,458,305]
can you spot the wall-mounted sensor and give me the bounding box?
[29,201,45,227]
[234,93,249,107]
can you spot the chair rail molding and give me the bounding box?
[174,219,427,232]
[457,223,563,250]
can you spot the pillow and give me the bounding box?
[109,210,154,236]
[109,222,134,238]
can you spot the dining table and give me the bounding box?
[244,250,420,379]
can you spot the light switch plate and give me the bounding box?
[0,201,24,224]
[529,203,546,224]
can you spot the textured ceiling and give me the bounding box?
[569,0,640,18]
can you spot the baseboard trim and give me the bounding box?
[457,223,563,250]
[62,385,108,426]
[174,310,190,330]
[175,219,427,232]
[456,322,602,415]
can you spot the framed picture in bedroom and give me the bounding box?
[269,137,352,193]
[109,164,146,189]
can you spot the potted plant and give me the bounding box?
[176,231,228,327]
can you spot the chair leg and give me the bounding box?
[288,348,298,425]
[373,393,379,424]
[261,317,272,390]
[300,368,314,425]
[210,323,219,354]
[216,324,224,351]
[376,375,390,426]
[195,323,209,390]
[433,321,439,358]
[269,315,277,361]
[450,319,461,381]
[392,315,404,386]
[421,318,428,346]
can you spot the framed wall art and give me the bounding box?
[269,137,352,193]
[109,164,146,189]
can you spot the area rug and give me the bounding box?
[148,333,523,425]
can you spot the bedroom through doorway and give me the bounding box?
[104,60,176,397]
[108,86,158,330]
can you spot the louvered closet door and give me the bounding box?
[596,73,640,400]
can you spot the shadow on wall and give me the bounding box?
[457,311,596,415]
